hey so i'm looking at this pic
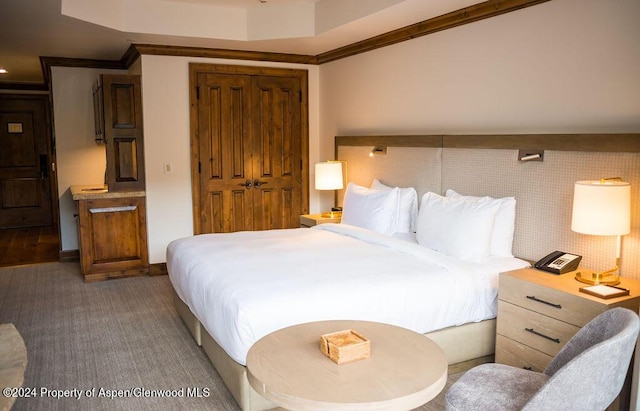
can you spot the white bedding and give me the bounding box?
[167,224,529,366]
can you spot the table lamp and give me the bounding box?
[315,161,344,218]
[571,178,631,285]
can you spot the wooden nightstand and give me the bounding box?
[496,267,640,410]
[300,212,341,227]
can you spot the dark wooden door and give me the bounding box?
[0,95,53,228]
[192,65,308,234]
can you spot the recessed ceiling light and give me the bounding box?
[0,68,7,74]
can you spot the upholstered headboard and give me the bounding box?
[336,135,640,280]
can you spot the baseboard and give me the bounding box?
[58,252,166,277]
[149,262,167,276]
[59,249,79,262]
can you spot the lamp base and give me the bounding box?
[321,211,342,219]
[575,270,620,286]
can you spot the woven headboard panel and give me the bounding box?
[336,135,640,280]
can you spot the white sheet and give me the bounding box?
[167,224,529,365]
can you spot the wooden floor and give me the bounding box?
[0,226,59,268]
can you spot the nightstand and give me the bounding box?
[496,267,640,410]
[300,213,341,228]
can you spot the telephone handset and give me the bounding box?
[534,251,582,274]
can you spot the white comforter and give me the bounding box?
[167,224,529,365]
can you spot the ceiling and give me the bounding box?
[0,0,485,85]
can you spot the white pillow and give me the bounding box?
[446,189,516,257]
[370,179,418,233]
[341,183,400,235]
[416,192,500,261]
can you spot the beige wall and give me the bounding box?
[321,0,639,137]
[140,55,321,263]
[51,66,126,251]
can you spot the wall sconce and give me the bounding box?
[518,149,544,162]
[571,177,630,285]
[369,146,387,157]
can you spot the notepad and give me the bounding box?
[579,284,630,299]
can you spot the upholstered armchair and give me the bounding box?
[445,307,640,411]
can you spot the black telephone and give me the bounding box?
[534,251,582,274]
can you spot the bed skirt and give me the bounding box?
[173,290,495,411]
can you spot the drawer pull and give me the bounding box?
[525,327,560,344]
[89,205,137,214]
[526,295,561,309]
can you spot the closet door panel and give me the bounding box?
[251,76,302,230]
[198,73,253,233]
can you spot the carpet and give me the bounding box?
[0,262,459,410]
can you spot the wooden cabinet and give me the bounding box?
[84,74,147,281]
[76,193,148,282]
[496,267,640,409]
[93,74,145,192]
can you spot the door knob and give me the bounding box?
[238,179,253,189]
[253,180,267,188]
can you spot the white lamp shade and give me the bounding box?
[315,162,343,190]
[571,180,631,236]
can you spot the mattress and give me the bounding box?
[167,223,529,366]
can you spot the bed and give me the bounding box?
[168,179,529,411]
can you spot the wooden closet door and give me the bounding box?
[250,75,302,230]
[197,73,254,233]
[191,64,308,234]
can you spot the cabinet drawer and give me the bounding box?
[497,301,580,357]
[495,334,552,372]
[499,273,605,327]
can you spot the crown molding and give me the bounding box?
[123,44,318,67]
[317,0,552,64]
[39,57,126,90]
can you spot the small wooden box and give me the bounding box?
[320,329,370,364]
